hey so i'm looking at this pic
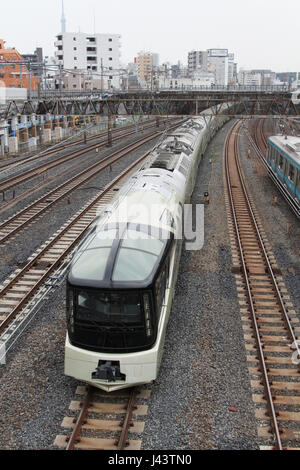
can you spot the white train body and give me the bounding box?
[64,110,230,392]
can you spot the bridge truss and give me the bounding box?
[1,92,300,120]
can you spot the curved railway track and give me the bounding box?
[0,120,162,195]
[225,120,300,450]
[0,119,156,174]
[54,386,150,450]
[254,119,268,155]
[0,129,164,245]
[247,119,300,219]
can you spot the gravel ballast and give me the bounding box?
[1,119,286,450]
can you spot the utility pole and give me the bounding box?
[107,113,112,147]
[28,63,31,99]
[59,64,63,94]
[44,61,47,94]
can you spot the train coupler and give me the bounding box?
[92,360,126,382]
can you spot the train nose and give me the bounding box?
[92,360,126,382]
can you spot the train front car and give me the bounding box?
[266,135,300,214]
[64,118,209,392]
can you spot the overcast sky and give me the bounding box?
[1,0,300,72]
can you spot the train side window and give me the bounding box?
[279,154,284,170]
[288,164,295,183]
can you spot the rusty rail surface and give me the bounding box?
[0,129,163,245]
[224,120,300,450]
[0,118,158,174]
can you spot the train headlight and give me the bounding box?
[143,294,152,338]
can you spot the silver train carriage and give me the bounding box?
[64,109,231,392]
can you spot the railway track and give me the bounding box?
[0,119,156,174]
[246,119,300,219]
[254,119,268,155]
[225,120,300,450]
[0,148,151,347]
[0,129,164,245]
[54,386,150,450]
[0,120,162,195]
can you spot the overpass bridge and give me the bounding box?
[1,90,300,120]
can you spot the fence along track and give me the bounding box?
[54,386,150,450]
[0,130,162,246]
[224,120,300,450]
[0,152,148,341]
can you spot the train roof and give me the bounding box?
[269,135,300,167]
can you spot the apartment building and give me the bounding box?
[0,39,40,91]
[187,48,237,86]
[207,49,229,86]
[54,32,121,90]
[188,50,208,75]
[136,52,159,87]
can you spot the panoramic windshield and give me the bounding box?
[76,290,143,325]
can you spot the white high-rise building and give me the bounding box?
[187,48,235,86]
[54,32,122,90]
[207,49,229,86]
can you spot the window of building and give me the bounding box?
[74,47,77,51]
[109,48,112,51]
[109,57,113,61]
[109,38,112,42]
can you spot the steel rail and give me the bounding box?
[0,151,149,336]
[0,118,157,174]
[0,129,164,245]
[117,389,137,450]
[246,121,300,219]
[0,119,184,338]
[0,120,162,193]
[234,125,300,368]
[224,120,283,450]
[66,387,94,450]
[65,387,137,451]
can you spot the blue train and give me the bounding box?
[266,135,300,217]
